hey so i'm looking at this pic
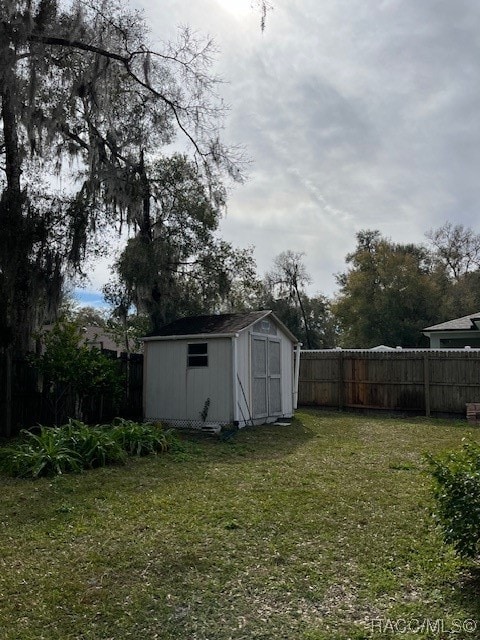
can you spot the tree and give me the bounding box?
[1,0,238,353]
[0,0,240,434]
[301,294,339,349]
[32,320,122,423]
[261,251,339,349]
[442,270,480,319]
[425,222,480,320]
[259,284,337,349]
[265,251,314,347]
[109,155,260,330]
[103,276,148,353]
[426,222,480,281]
[69,305,107,328]
[333,230,442,348]
[0,0,243,345]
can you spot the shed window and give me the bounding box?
[188,343,208,367]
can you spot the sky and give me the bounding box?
[77,0,480,306]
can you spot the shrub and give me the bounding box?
[31,320,123,422]
[0,420,182,478]
[62,420,127,468]
[425,440,480,559]
[111,419,175,456]
[0,427,83,478]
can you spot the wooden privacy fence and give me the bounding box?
[299,349,480,416]
[0,351,144,437]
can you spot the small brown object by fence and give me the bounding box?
[466,403,480,424]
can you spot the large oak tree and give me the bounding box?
[108,154,260,331]
[333,230,443,348]
[0,0,241,433]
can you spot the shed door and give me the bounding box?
[252,337,268,418]
[252,337,282,419]
[268,340,282,414]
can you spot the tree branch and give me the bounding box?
[28,30,211,163]
[28,32,131,64]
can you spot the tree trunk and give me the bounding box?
[0,349,13,438]
[1,73,26,346]
[74,394,83,422]
[0,71,23,437]
[295,285,312,349]
[2,87,22,196]
[137,150,152,241]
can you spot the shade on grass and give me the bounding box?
[1,409,479,639]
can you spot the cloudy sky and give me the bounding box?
[79,0,480,305]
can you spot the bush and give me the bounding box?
[425,440,480,559]
[62,419,127,468]
[31,320,123,422]
[111,419,172,456]
[0,420,180,478]
[0,427,83,478]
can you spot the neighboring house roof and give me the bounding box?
[42,324,139,354]
[370,345,396,351]
[145,310,299,343]
[423,312,480,332]
[80,325,126,353]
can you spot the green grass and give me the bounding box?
[1,409,480,639]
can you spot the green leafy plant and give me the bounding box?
[200,398,210,423]
[0,427,83,478]
[425,439,480,558]
[111,419,176,456]
[31,320,123,422]
[0,420,184,478]
[62,420,126,468]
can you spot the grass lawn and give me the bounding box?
[1,409,480,640]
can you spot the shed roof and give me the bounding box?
[423,312,480,332]
[146,310,299,342]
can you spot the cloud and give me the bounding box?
[73,290,109,309]
[82,0,480,301]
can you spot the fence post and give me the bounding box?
[1,349,13,437]
[338,351,344,410]
[423,353,431,417]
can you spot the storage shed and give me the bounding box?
[143,310,301,430]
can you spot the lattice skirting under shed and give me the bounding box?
[147,418,224,434]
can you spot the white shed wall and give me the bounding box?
[144,338,233,424]
[235,330,252,425]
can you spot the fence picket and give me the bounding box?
[0,352,144,436]
[299,349,480,416]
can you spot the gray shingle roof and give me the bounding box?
[424,312,480,332]
[43,323,138,353]
[150,310,271,337]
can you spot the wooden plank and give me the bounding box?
[424,353,431,417]
[338,351,344,410]
[298,350,480,415]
